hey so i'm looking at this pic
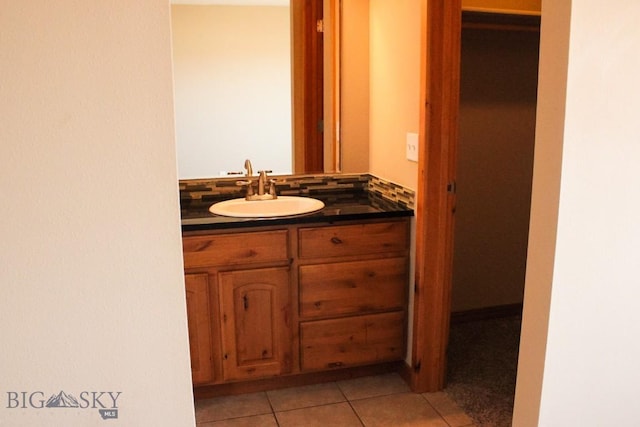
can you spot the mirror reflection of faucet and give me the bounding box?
[244,159,253,177]
[236,159,278,200]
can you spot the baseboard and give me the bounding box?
[450,303,523,324]
[398,361,412,384]
[193,361,404,400]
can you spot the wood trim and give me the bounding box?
[462,10,540,32]
[323,0,340,173]
[398,361,413,386]
[410,0,461,393]
[292,0,325,174]
[193,361,403,399]
[304,0,324,173]
[292,0,305,173]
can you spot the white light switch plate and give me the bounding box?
[406,132,419,162]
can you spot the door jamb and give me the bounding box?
[409,0,462,392]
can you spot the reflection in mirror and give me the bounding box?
[171,1,293,178]
[172,0,342,179]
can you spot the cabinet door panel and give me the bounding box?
[185,273,214,385]
[233,286,275,362]
[300,311,405,371]
[300,257,407,318]
[219,267,292,381]
[298,222,408,259]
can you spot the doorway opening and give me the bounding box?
[445,12,540,425]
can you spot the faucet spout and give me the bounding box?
[239,161,277,200]
[258,170,267,195]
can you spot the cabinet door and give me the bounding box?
[218,267,292,381]
[185,273,214,385]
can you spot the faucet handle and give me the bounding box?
[235,179,254,196]
[268,179,278,197]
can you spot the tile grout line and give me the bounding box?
[419,393,477,427]
[419,394,454,427]
[336,382,366,427]
[197,374,465,426]
[264,390,281,427]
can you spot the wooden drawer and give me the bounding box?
[299,257,407,318]
[183,230,288,269]
[300,311,405,371]
[298,221,408,259]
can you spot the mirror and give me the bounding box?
[171,0,338,179]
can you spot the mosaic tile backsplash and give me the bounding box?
[179,174,415,210]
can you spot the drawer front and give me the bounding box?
[299,257,407,318]
[298,221,408,259]
[183,230,288,269]
[300,311,405,371]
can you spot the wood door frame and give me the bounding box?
[292,0,326,174]
[409,0,462,392]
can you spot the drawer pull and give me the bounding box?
[330,237,343,245]
[327,362,344,368]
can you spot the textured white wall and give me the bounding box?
[514,0,640,425]
[0,1,195,425]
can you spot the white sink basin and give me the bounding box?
[209,196,325,218]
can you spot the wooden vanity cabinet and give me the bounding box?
[183,218,411,388]
[297,220,410,371]
[182,229,293,385]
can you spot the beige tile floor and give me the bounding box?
[195,373,476,427]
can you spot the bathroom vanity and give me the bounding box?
[180,175,414,396]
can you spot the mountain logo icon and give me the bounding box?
[45,391,80,408]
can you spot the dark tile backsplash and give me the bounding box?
[179,173,415,209]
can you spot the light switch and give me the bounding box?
[406,132,419,162]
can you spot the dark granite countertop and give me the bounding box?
[181,190,413,232]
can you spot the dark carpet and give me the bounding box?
[444,315,522,427]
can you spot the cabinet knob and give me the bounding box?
[330,237,343,244]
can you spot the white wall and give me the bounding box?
[172,5,292,178]
[0,1,195,426]
[514,0,640,425]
